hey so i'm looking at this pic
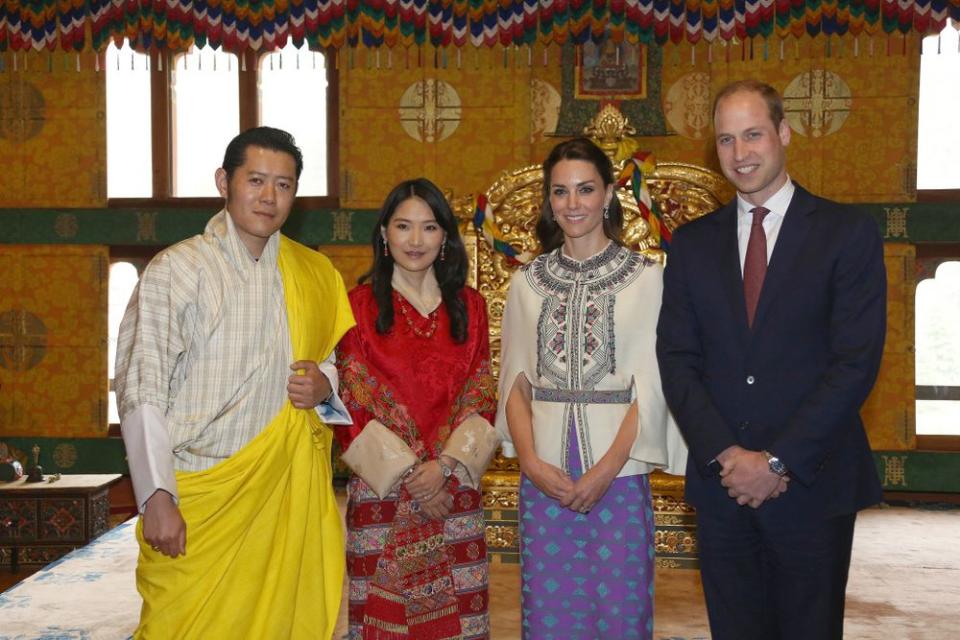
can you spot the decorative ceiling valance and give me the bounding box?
[0,0,958,54]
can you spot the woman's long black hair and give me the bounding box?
[536,137,626,253]
[359,178,469,343]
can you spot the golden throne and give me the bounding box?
[451,104,734,569]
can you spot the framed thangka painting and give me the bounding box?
[556,41,666,136]
[575,41,647,100]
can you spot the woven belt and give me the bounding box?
[531,386,632,404]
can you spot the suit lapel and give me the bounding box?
[713,201,750,336]
[751,185,817,330]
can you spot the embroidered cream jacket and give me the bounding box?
[495,243,687,477]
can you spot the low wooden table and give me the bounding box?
[0,474,122,573]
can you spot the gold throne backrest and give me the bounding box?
[453,159,734,380]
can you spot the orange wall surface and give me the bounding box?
[0,37,923,446]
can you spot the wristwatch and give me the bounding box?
[762,450,788,477]
[438,457,454,480]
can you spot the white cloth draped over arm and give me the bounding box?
[441,414,501,488]
[339,420,419,498]
[114,253,184,511]
[315,354,352,425]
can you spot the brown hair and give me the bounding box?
[712,80,785,129]
[536,137,624,253]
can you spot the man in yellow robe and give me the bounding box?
[115,127,354,639]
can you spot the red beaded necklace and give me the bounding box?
[397,295,439,339]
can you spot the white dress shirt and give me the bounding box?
[736,177,796,273]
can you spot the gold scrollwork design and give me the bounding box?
[649,470,688,496]
[655,558,683,569]
[655,528,699,555]
[481,486,520,509]
[485,525,519,548]
[583,104,638,157]
[652,495,697,514]
[485,452,521,472]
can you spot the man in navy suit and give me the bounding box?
[656,80,886,640]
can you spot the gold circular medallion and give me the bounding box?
[53,443,79,469]
[664,71,711,139]
[0,80,46,142]
[530,79,561,143]
[399,79,462,143]
[783,70,852,138]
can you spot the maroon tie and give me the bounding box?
[743,206,770,327]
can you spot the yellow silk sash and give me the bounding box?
[134,237,355,639]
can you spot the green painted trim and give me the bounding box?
[1,201,959,246]
[0,208,381,246]
[864,203,960,243]
[2,439,957,492]
[874,450,960,493]
[1,437,128,475]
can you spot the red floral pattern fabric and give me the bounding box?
[336,284,496,640]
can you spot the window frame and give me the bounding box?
[915,20,960,200]
[914,242,960,452]
[107,246,164,430]
[107,49,340,210]
[916,189,960,203]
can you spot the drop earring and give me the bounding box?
[602,205,610,220]
[383,238,389,257]
[440,240,446,262]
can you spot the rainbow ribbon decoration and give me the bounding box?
[617,150,672,251]
[473,193,535,266]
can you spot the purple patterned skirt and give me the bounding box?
[519,421,655,639]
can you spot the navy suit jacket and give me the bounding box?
[656,184,885,522]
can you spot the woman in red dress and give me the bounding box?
[335,178,501,640]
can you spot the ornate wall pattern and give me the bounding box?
[0,38,922,209]
[0,246,108,437]
[338,38,921,211]
[862,243,917,450]
[0,35,944,484]
[783,69,852,138]
[0,54,104,208]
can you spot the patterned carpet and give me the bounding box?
[1,503,956,639]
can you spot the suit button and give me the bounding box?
[739,421,750,430]
[746,375,755,384]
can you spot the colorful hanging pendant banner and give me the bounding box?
[473,193,535,265]
[617,151,672,251]
[3,0,960,53]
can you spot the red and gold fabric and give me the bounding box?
[336,283,497,640]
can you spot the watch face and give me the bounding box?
[769,457,787,476]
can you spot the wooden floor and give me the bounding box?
[2,504,957,639]
[334,503,960,640]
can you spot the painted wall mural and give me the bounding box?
[529,79,560,144]
[399,79,462,143]
[0,37,936,459]
[783,70,852,138]
[663,71,712,140]
[0,80,45,142]
[0,246,108,438]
